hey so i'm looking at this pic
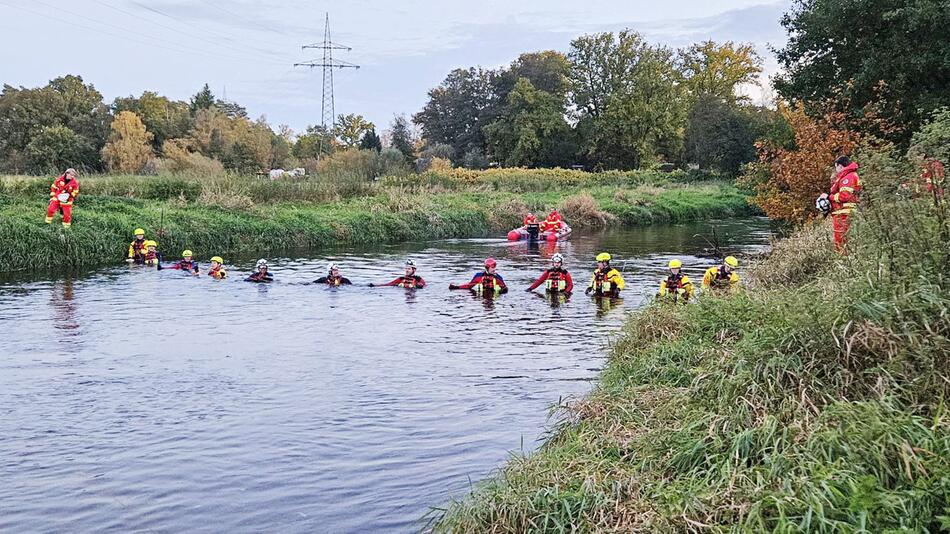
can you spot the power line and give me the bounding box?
[0,0,282,66]
[126,0,288,62]
[294,13,359,130]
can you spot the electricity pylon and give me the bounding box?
[294,13,360,131]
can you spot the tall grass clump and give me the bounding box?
[432,171,949,531]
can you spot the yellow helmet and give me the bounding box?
[182,250,193,257]
[596,252,611,262]
[211,256,224,264]
[144,240,157,247]
[669,259,682,269]
[134,228,145,236]
[725,256,739,268]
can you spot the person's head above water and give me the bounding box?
[596,252,611,269]
[551,253,564,268]
[668,258,681,275]
[256,259,268,272]
[182,250,193,260]
[405,259,416,276]
[328,263,340,277]
[484,257,497,273]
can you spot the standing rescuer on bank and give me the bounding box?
[819,155,861,253]
[45,168,79,228]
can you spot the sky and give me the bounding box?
[0,0,792,135]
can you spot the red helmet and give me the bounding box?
[524,213,537,224]
[484,257,497,268]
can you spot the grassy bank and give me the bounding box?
[0,169,751,272]
[433,196,949,531]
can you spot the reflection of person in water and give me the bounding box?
[50,278,81,342]
[594,294,623,319]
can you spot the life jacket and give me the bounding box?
[324,275,345,286]
[208,266,227,279]
[144,250,159,265]
[593,268,620,295]
[247,271,272,282]
[473,273,503,296]
[545,268,568,292]
[542,216,562,232]
[397,275,423,288]
[662,273,691,301]
[709,267,734,289]
[175,260,197,272]
[130,239,145,256]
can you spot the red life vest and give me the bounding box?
[397,276,422,288]
[545,269,568,292]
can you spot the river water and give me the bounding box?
[0,218,772,533]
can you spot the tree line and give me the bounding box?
[0,78,417,176]
[413,37,788,175]
[1,0,946,178]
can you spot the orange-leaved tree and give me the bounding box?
[739,103,860,224]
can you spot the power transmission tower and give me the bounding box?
[294,13,359,131]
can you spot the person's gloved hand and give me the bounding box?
[584,287,592,295]
[368,283,375,287]
[449,284,459,290]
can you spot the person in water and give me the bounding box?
[657,259,694,303]
[158,250,199,275]
[526,253,573,294]
[702,256,740,294]
[540,209,563,234]
[585,252,625,297]
[245,259,273,282]
[314,264,352,286]
[369,259,426,288]
[142,240,161,266]
[207,256,227,279]
[127,228,147,263]
[449,257,508,296]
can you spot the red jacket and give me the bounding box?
[527,268,573,293]
[830,162,860,215]
[50,176,80,205]
[381,275,426,288]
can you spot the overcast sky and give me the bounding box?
[0,0,792,134]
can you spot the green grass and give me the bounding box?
[0,172,752,272]
[431,197,950,532]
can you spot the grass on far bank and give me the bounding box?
[431,195,950,532]
[0,169,751,273]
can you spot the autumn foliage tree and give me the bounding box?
[101,111,153,173]
[740,104,860,223]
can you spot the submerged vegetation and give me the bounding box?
[432,163,950,531]
[0,169,751,273]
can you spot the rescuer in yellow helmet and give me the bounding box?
[208,256,227,279]
[585,252,625,298]
[658,259,695,303]
[127,228,147,263]
[702,256,740,294]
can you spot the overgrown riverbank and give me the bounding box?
[0,169,752,272]
[433,195,949,531]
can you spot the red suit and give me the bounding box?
[46,175,80,227]
[527,268,573,293]
[380,275,426,288]
[829,162,860,252]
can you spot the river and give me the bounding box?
[0,218,772,533]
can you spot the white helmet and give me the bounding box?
[816,197,831,213]
[551,253,564,264]
[256,259,268,269]
[328,263,339,273]
[406,259,416,267]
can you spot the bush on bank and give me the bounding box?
[432,182,949,531]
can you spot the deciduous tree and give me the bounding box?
[101,111,154,173]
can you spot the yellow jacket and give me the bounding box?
[589,267,625,296]
[702,266,740,292]
[658,274,694,302]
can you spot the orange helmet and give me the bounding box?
[524,213,537,225]
[484,257,497,268]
